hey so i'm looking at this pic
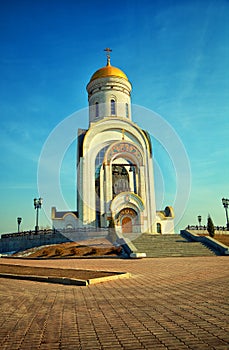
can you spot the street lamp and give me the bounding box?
[34,197,43,234]
[198,215,202,228]
[222,198,229,230]
[17,217,22,233]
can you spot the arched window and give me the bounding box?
[125,103,129,118]
[112,165,130,198]
[156,223,162,234]
[95,145,110,228]
[95,102,99,118]
[111,99,116,115]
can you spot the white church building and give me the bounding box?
[52,51,174,234]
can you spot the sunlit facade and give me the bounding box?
[52,55,174,234]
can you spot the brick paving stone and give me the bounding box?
[0,256,228,350]
[39,345,60,350]
[122,345,144,350]
[145,347,167,350]
[184,346,210,350]
[167,346,190,350]
[61,345,81,350]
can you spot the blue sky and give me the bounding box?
[0,0,228,234]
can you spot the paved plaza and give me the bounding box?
[0,256,228,350]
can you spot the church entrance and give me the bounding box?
[122,217,132,233]
[119,208,137,234]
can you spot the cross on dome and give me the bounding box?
[104,47,112,66]
[88,49,129,82]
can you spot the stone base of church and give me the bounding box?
[52,206,175,235]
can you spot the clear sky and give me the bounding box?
[0,0,228,234]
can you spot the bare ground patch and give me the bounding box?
[12,239,122,258]
[0,263,130,285]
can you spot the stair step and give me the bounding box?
[124,233,216,257]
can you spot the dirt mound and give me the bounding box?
[12,240,122,258]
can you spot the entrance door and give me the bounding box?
[122,217,132,233]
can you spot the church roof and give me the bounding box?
[89,59,128,82]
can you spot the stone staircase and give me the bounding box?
[130,233,217,258]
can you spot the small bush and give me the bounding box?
[207,215,215,238]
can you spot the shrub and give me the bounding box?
[207,215,215,238]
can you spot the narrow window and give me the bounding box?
[111,99,116,115]
[125,103,129,118]
[156,223,162,234]
[95,102,99,118]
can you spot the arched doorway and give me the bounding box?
[119,208,137,234]
[111,195,144,235]
[122,216,132,233]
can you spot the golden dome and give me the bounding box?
[89,60,128,82]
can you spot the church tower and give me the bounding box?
[52,50,174,234]
[87,50,132,123]
[76,50,174,234]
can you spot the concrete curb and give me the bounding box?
[130,252,146,259]
[0,255,121,260]
[116,235,146,258]
[0,271,131,286]
[87,272,131,285]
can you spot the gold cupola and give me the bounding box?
[89,58,129,82]
[87,49,132,124]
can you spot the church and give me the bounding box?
[52,50,174,234]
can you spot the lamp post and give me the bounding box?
[34,197,43,234]
[198,215,202,228]
[17,217,22,233]
[222,198,229,230]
